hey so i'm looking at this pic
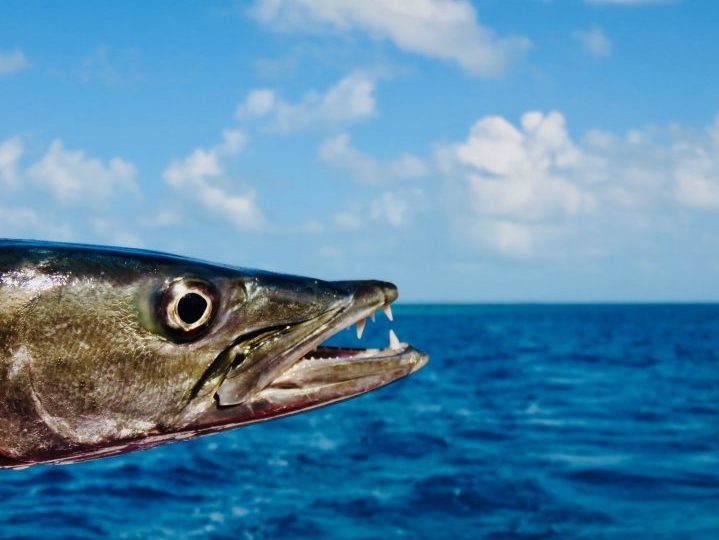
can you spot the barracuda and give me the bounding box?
[0,240,427,469]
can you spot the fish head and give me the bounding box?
[181,273,428,434]
[7,244,427,462]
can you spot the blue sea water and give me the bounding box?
[1,304,718,539]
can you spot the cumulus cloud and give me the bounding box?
[370,189,425,227]
[238,89,276,118]
[27,140,138,207]
[440,110,719,257]
[671,119,719,209]
[462,219,538,258]
[0,206,72,241]
[236,71,377,133]
[454,112,591,218]
[0,137,23,186]
[574,26,612,58]
[0,48,29,76]
[319,133,428,184]
[0,135,144,245]
[163,129,265,230]
[440,111,595,256]
[332,188,425,230]
[579,118,719,212]
[249,0,530,77]
[675,161,719,209]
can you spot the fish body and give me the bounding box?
[0,240,427,469]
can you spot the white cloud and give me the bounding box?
[163,129,265,230]
[675,164,719,209]
[468,219,536,258]
[579,118,719,212]
[165,130,246,188]
[370,191,421,227]
[674,117,719,209]
[250,0,530,77]
[452,111,592,222]
[319,133,428,184]
[238,89,276,118]
[332,188,425,230]
[439,110,591,256]
[0,48,29,76]
[440,111,719,257]
[27,140,139,207]
[0,206,72,241]
[236,71,377,133]
[0,137,23,187]
[0,136,143,245]
[574,26,612,58]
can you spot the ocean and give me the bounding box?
[1,304,718,539]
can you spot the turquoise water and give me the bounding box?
[1,305,718,538]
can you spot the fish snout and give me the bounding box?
[332,280,398,309]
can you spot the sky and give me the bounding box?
[1,0,718,302]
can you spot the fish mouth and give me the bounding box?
[191,281,428,431]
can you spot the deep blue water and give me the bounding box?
[2,304,718,539]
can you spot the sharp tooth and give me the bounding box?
[389,329,401,350]
[356,318,366,339]
[383,304,394,321]
[370,311,376,322]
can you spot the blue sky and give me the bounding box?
[1,0,718,301]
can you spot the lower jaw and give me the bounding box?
[189,344,427,432]
[269,343,426,388]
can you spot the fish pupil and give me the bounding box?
[177,292,208,325]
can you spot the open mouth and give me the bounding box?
[269,303,427,392]
[271,282,428,390]
[205,283,428,427]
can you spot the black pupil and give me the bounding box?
[177,292,208,325]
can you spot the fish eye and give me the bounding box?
[161,279,218,339]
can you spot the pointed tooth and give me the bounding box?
[383,304,394,321]
[389,329,401,350]
[370,311,376,322]
[356,318,366,339]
